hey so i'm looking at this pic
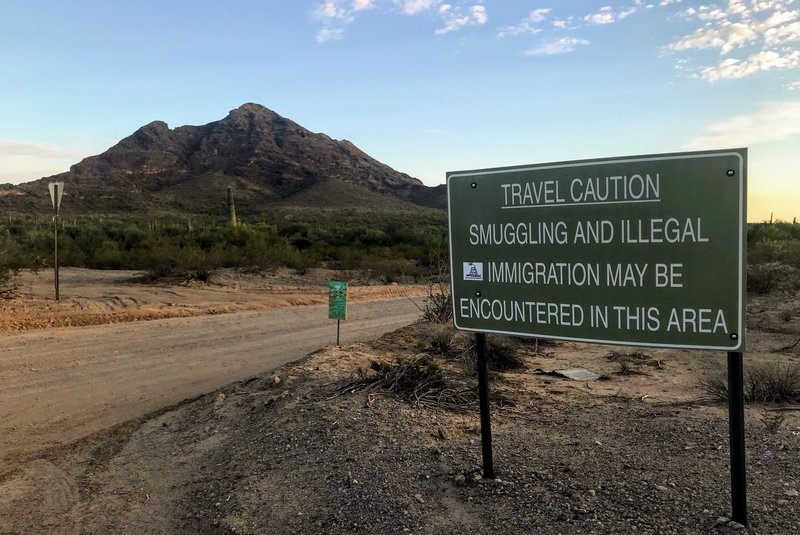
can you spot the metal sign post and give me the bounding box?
[48,182,64,301]
[728,351,747,524]
[476,333,494,479]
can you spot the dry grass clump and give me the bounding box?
[605,351,662,375]
[746,363,800,403]
[465,335,525,371]
[333,354,476,410]
[697,376,730,402]
[698,362,800,403]
[414,324,458,357]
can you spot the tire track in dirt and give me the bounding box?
[0,298,422,467]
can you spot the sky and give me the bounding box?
[1,0,798,222]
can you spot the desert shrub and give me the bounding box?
[138,240,213,281]
[415,254,453,323]
[420,281,453,323]
[429,327,456,356]
[699,362,800,403]
[0,232,26,298]
[486,336,524,371]
[92,242,127,270]
[698,376,730,403]
[747,262,800,294]
[749,239,800,269]
[780,309,795,322]
[748,222,800,244]
[746,363,800,403]
[467,335,524,371]
[415,324,457,357]
[0,256,18,299]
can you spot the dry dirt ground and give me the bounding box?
[1,270,799,534]
[0,268,425,332]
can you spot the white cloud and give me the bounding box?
[436,4,487,34]
[789,80,800,90]
[0,140,82,159]
[552,17,578,29]
[352,0,375,10]
[0,140,90,184]
[683,100,800,149]
[316,27,346,42]
[471,5,488,24]
[497,8,550,38]
[585,6,616,25]
[584,5,638,26]
[313,0,355,42]
[313,0,490,40]
[700,50,800,81]
[524,37,591,56]
[668,0,800,81]
[315,0,351,20]
[697,8,728,21]
[396,0,437,15]
[764,20,800,46]
[670,27,728,51]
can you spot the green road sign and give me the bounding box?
[448,149,746,350]
[328,281,348,321]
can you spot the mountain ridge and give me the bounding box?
[2,103,446,216]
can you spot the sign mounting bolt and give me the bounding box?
[475,291,481,297]
[471,182,477,189]
[726,169,735,177]
[730,333,739,340]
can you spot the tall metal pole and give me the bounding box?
[476,333,494,479]
[53,183,59,301]
[727,351,747,525]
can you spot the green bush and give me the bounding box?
[747,262,800,294]
[749,240,800,269]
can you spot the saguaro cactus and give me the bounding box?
[227,186,238,228]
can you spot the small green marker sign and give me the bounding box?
[448,149,747,350]
[328,281,348,321]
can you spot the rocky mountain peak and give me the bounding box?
[5,103,446,214]
[118,120,174,151]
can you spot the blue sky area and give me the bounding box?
[1,0,798,221]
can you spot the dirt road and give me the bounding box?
[0,298,421,464]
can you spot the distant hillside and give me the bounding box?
[1,103,446,217]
